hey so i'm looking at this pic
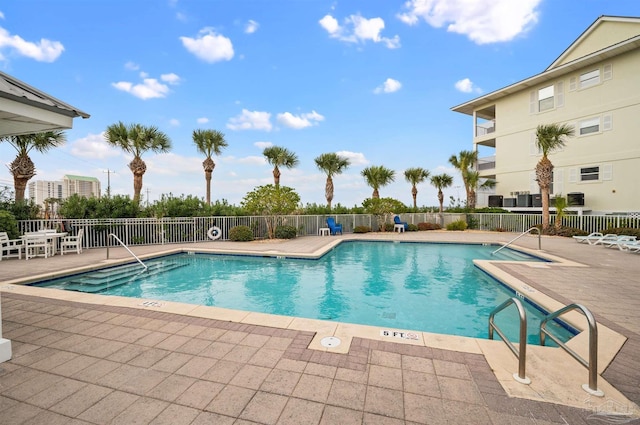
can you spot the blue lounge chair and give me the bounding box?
[394,215,408,231]
[326,217,343,235]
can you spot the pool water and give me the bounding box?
[36,241,574,344]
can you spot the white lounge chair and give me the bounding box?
[586,234,620,246]
[0,231,23,260]
[599,235,637,249]
[572,232,603,243]
[617,240,640,253]
[60,228,84,255]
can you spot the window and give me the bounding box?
[580,166,599,181]
[579,117,600,135]
[579,69,600,89]
[538,85,554,111]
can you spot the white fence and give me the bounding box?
[16,212,638,250]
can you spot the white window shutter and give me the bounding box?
[603,64,612,80]
[555,81,564,107]
[530,171,538,194]
[529,91,537,114]
[603,114,613,131]
[530,132,539,155]
[569,168,578,183]
[602,164,613,181]
[569,76,577,91]
[554,169,564,196]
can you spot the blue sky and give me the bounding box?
[1,0,639,208]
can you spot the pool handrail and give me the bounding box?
[492,227,541,255]
[488,297,531,384]
[540,303,603,396]
[107,233,147,271]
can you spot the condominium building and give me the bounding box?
[452,16,640,214]
[62,174,101,199]
[28,180,62,206]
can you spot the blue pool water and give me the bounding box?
[35,241,574,344]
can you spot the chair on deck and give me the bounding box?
[25,236,52,260]
[0,232,23,260]
[572,232,604,244]
[61,228,84,255]
[394,215,408,231]
[326,218,343,235]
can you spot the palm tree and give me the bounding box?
[465,170,496,209]
[361,165,395,199]
[104,122,172,204]
[535,123,574,232]
[262,146,299,188]
[430,173,453,214]
[404,167,430,209]
[192,129,228,205]
[448,150,477,208]
[1,131,67,201]
[314,153,350,210]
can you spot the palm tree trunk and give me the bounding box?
[438,190,444,214]
[133,172,144,204]
[412,186,418,209]
[372,188,379,199]
[325,176,334,210]
[205,170,212,205]
[273,166,281,188]
[541,187,550,232]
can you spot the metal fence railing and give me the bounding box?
[16,212,638,250]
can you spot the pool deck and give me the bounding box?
[1,230,639,424]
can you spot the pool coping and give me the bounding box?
[0,236,637,414]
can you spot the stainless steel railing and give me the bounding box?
[489,297,531,384]
[492,227,540,255]
[540,303,603,396]
[107,233,147,270]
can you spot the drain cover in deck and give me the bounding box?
[320,336,341,348]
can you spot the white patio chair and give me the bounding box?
[0,231,24,260]
[25,235,52,260]
[60,229,84,255]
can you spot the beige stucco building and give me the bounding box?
[452,16,640,214]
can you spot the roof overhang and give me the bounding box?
[451,35,640,116]
[0,71,90,137]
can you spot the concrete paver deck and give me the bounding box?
[1,231,639,424]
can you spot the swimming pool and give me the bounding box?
[35,241,573,344]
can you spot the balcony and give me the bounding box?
[475,120,495,137]
[477,156,496,178]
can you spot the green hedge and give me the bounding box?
[229,225,254,241]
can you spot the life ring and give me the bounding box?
[207,226,221,240]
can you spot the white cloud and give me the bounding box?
[454,78,482,93]
[70,132,121,160]
[180,28,234,63]
[374,78,402,94]
[276,111,325,129]
[197,117,209,124]
[336,151,369,166]
[226,109,272,131]
[0,12,4,20]
[169,118,180,126]
[112,78,170,100]
[236,155,266,165]
[245,19,259,34]
[124,61,139,71]
[319,14,400,49]
[254,141,273,149]
[397,0,541,44]
[0,26,64,62]
[161,73,181,84]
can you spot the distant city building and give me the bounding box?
[62,175,101,199]
[29,175,101,211]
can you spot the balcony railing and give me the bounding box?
[477,155,496,171]
[476,120,495,137]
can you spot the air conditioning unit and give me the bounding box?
[503,198,517,207]
[488,195,503,207]
[568,192,585,206]
[517,194,533,207]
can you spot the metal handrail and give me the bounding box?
[489,297,531,384]
[492,227,541,255]
[540,303,603,396]
[107,233,147,271]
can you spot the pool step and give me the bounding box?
[492,249,535,261]
[64,262,186,293]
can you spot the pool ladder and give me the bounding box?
[492,227,541,255]
[489,299,603,396]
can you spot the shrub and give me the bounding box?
[353,226,371,233]
[602,227,640,239]
[407,223,418,232]
[446,220,468,231]
[545,226,588,237]
[229,225,254,241]
[384,223,395,232]
[418,222,442,231]
[0,210,20,238]
[275,225,297,239]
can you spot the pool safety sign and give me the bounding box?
[380,330,419,340]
